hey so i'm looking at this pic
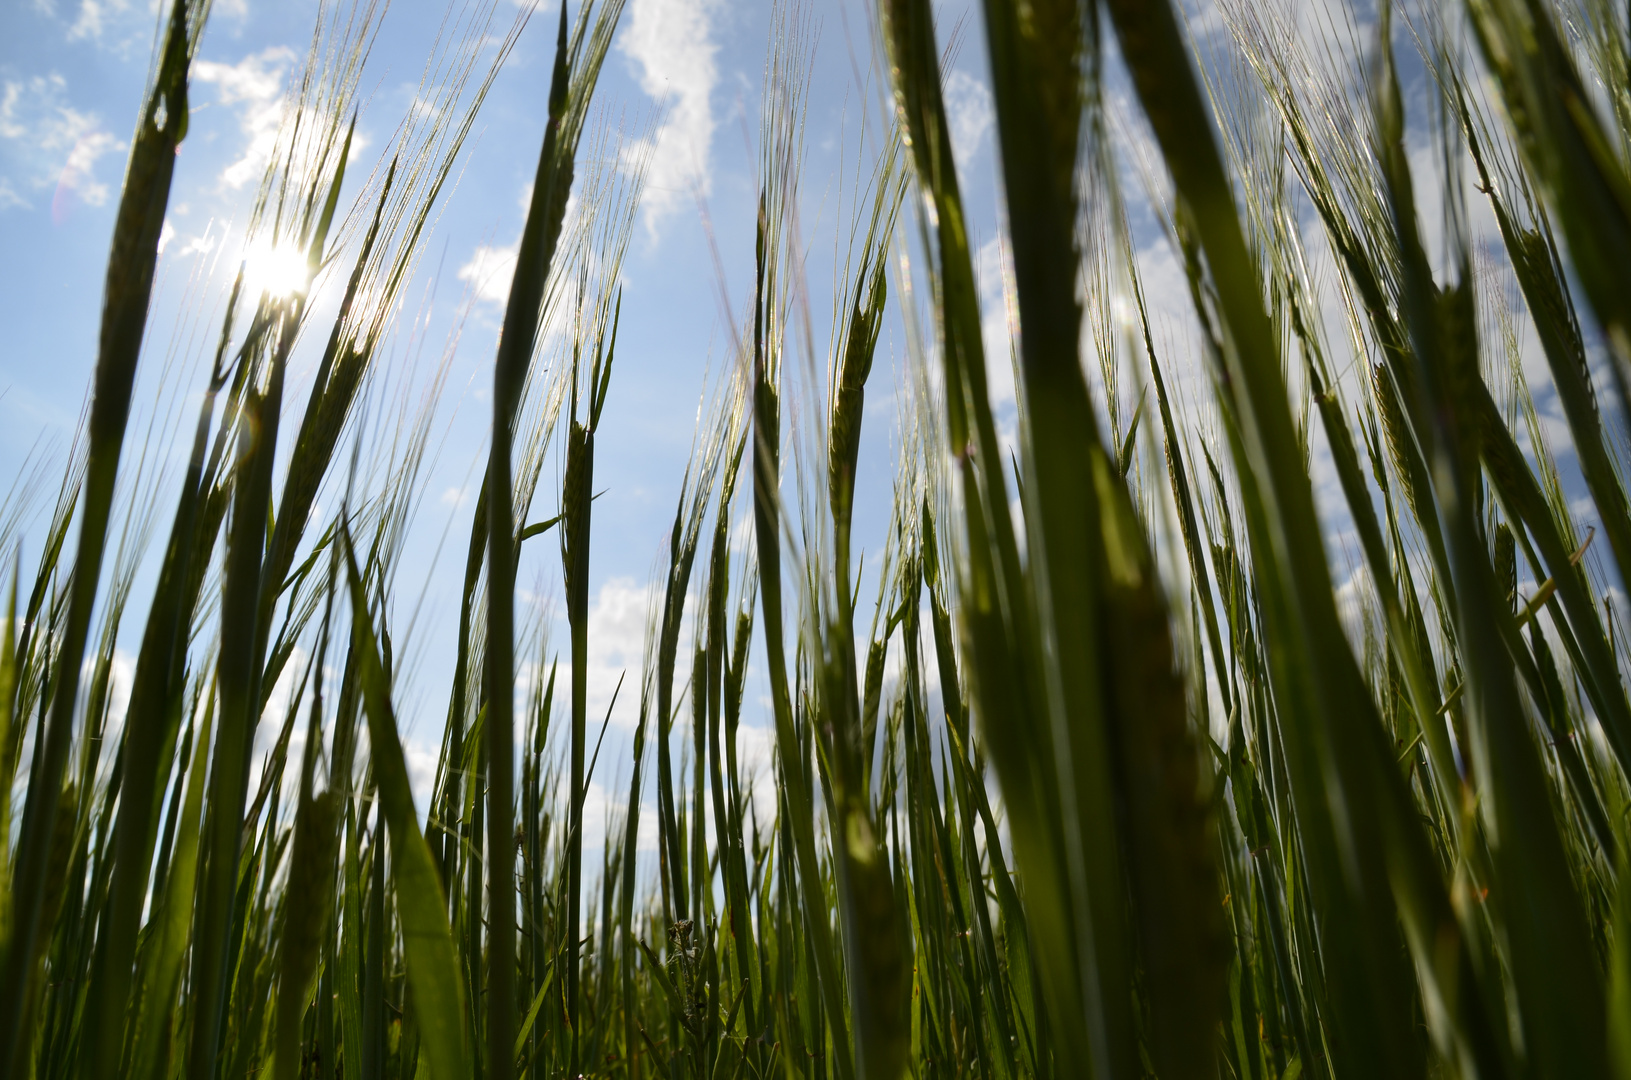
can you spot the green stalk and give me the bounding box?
[486,7,591,1075]
[1464,0,1631,419]
[271,569,343,1080]
[1459,105,1631,601]
[817,140,910,1080]
[619,689,651,1080]
[0,5,201,1070]
[361,819,386,1080]
[706,434,757,1042]
[187,324,292,1080]
[1098,3,1498,1075]
[82,304,231,1080]
[1375,19,1606,1070]
[655,496,700,925]
[561,299,617,1056]
[345,533,471,1080]
[560,409,589,1056]
[882,0,1118,1070]
[125,687,213,1080]
[751,197,856,1079]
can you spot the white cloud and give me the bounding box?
[193,46,292,114]
[579,576,654,730]
[405,737,440,810]
[260,644,311,728]
[60,0,213,52]
[191,47,297,189]
[733,721,777,830]
[579,778,659,855]
[58,126,121,205]
[524,575,687,734]
[67,0,129,43]
[617,0,720,239]
[943,68,992,171]
[0,73,125,213]
[89,648,134,734]
[457,242,519,305]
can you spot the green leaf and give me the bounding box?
[344,532,470,1080]
[126,687,216,1080]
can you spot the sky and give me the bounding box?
[0,0,1618,842]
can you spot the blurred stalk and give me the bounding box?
[1374,12,1606,1072]
[0,4,204,1071]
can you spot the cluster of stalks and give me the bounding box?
[5,0,1631,1077]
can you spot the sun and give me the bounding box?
[241,240,311,301]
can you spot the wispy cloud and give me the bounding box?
[0,73,124,215]
[617,0,720,241]
[943,67,992,170]
[67,0,129,43]
[457,242,518,305]
[192,46,297,189]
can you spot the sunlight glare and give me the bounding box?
[242,241,311,301]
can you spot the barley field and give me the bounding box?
[3,0,1631,1077]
